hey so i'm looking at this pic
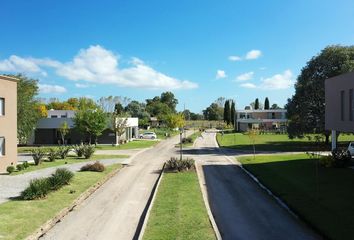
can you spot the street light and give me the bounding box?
[179,128,183,160]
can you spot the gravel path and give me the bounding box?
[0,157,131,204]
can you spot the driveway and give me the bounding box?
[185,131,319,240]
[40,132,188,240]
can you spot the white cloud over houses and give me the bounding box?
[216,70,227,79]
[239,70,294,90]
[245,50,262,60]
[240,83,257,89]
[38,84,67,94]
[228,56,242,61]
[0,45,198,90]
[235,71,254,81]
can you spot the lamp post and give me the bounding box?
[180,128,183,160]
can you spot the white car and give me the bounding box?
[347,142,354,156]
[139,132,157,139]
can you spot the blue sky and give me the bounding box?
[1,0,353,112]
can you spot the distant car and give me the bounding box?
[139,132,157,139]
[347,142,354,156]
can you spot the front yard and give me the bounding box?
[0,164,122,240]
[143,171,216,240]
[238,154,354,240]
[217,132,354,152]
[95,140,158,150]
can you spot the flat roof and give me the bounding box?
[0,75,19,82]
[236,109,286,113]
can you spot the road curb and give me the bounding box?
[195,161,223,240]
[136,163,165,240]
[26,165,124,240]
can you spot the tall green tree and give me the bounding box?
[73,108,107,144]
[286,45,354,143]
[223,100,231,125]
[231,100,236,127]
[160,91,178,112]
[264,97,270,110]
[13,74,40,144]
[254,98,260,110]
[203,103,222,120]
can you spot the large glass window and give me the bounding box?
[0,137,5,156]
[341,90,345,121]
[0,98,4,116]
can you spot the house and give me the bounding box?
[32,110,139,145]
[149,117,160,127]
[235,109,287,132]
[325,72,354,150]
[0,75,17,173]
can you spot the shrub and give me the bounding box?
[74,144,84,158]
[81,161,105,172]
[166,157,194,172]
[319,155,333,168]
[22,161,30,169]
[181,137,193,144]
[6,166,15,174]
[58,146,70,159]
[47,148,59,162]
[30,148,47,165]
[21,178,50,200]
[83,144,95,159]
[48,168,74,190]
[16,164,25,171]
[331,148,351,168]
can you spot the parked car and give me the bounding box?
[347,142,354,156]
[139,132,157,139]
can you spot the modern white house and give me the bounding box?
[235,109,287,132]
[31,110,139,145]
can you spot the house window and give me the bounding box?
[0,98,4,116]
[61,115,66,118]
[0,137,5,156]
[341,90,345,121]
[51,115,58,118]
[350,89,354,121]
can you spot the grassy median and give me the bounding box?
[143,171,216,240]
[238,154,354,239]
[0,164,121,240]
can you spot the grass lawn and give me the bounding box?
[175,131,202,148]
[143,171,216,240]
[12,154,127,175]
[217,132,354,152]
[0,164,121,240]
[238,154,354,240]
[95,140,158,150]
[140,128,179,140]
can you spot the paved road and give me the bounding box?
[40,134,185,240]
[187,130,319,240]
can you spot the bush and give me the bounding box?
[319,155,333,168]
[83,144,95,159]
[166,157,194,172]
[74,144,84,158]
[181,137,193,144]
[21,178,50,200]
[6,166,15,174]
[331,149,351,168]
[22,161,30,169]
[81,161,105,172]
[48,168,74,190]
[30,148,47,165]
[47,148,59,162]
[16,164,25,171]
[58,146,70,159]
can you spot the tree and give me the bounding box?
[247,129,259,160]
[203,103,222,120]
[264,97,270,110]
[255,98,260,110]
[165,113,185,129]
[13,74,40,144]
[111,113,128,145]
[231,100,236,127]
[146,101,171,120]
[270,103,281,109]
[114,102,124,115]
[59,121,70,145]
[36,104,48,118]
[67,98,79,109]
[160,92,178,112]
[286,45,354,143]
[78,97,97,110]
[223,100,231,125]
[73,108,107,144]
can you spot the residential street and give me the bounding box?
[187,130,320,240]
[40,134,184,240]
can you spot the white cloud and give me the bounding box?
[245,50,262,60]
[216,70,227,79]
[235,72,254,81]
[38,84,67,94]
[75,83,91,88]
[0,45,198,90]
[228,56,242,61]
[240,83,257,89]
[260,69,293,89]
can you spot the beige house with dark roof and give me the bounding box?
[0,75,17,173]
